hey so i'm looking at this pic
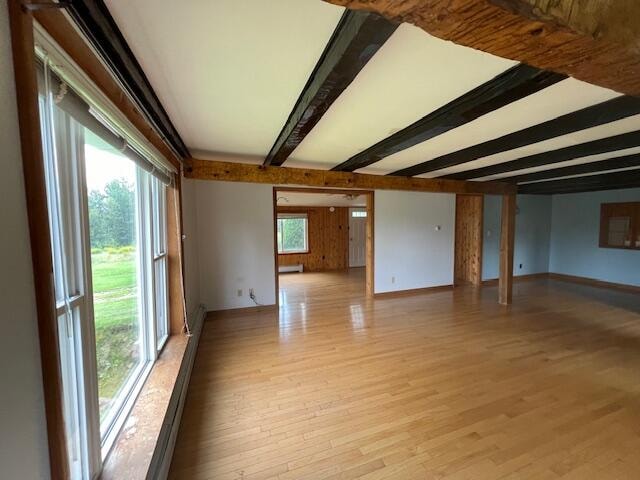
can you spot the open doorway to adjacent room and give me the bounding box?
[272,188,374,308]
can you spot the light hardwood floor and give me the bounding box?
[170,270,640,479]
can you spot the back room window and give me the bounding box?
[277,214,308,254]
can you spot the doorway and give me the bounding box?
[273,188,374,308]
[454,194,484,286]
[349,208,367,267]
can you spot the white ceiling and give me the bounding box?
[104,1,639,189]
[476,146,640,181]
[286,23,516,169]
[104,0,344,156]
[358,78,621,176]
[419,113,640,179]
[277,192,366,207]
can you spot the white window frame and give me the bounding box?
[41,93,102,479]
[277,213,309,254]
[44,108,169,467]
[151,177,169,351]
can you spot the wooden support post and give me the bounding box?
[454,194,484,287]
[167,176,186,334]
[365,192,375,297]
[499,194,516,305]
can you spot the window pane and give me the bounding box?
[151,178,167,256]
[277,218,283,252]
[282,218,305,251]
[40,96,94,478]
[351,211,367,218]
[84,128,144,432]
[607,216,631,247]
[154,257,168,346]
[277,216,307,253]
[57,310,84,479]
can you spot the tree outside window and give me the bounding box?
[277,215,308,253]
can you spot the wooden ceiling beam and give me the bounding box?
[505,154,640,184]
[332,64,564,172]
[443,131,640,181]
[63,0,190,159]
[186,158,516,195]
[264,10,398,167]
[322,0,640,97]
[391,96,640,177]
[518,169,640,194]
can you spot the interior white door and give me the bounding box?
[349,208,366,267]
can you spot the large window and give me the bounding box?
[38,53,171,477]
[277,214,308,254]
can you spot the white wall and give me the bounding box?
[375,191,455,293]
[483,194,552,280]
[181,178,201,316]
[0,1,51,477]
[195,181,276,310]
[192,182,634,304]
[549,188,640,287]
[193,185,458,301]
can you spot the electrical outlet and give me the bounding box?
[237,289,243,297]
[249,288,255,298]
[519,264,523,269]
[391,276,395,284]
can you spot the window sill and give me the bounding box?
[100,334,188,480]
[278,251,310,255]
[599,244,640,250]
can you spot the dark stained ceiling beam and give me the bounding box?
[518,169,640,195]
[332,64,565,172]
[65,0,190,159]
[322,0,640,97]
[263,10,398,167]
[504,154,640,184]
[442,131,640,181]
[390,96,640,177]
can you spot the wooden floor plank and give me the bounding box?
[170,269,640,479]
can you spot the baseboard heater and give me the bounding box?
[147,304,206,480]
[279,264,303,273]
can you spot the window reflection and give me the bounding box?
[350,304,365,331]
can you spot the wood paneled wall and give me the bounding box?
[454,195,484,286]
[278,206,349,272]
